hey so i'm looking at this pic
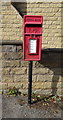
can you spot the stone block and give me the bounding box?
[37,75,53,82]
[8,82,28,89]
[32,81,61,89]
[32,75,37,82]
[33,61,44,68]
[2,75,14,83]
[32,82,51,89]
[49,3,61,8]
[48,68,61,75]
[2,52,23,60]
[2,68,10,75]
[33,68,49,75]
[2,36,10,40]
[0,83,8,90]
[11,67,27,75]
[21,61,28,67]
[38,74,61,82]
[2,60,20,67]
[14,75,28,82]
[32,89,52,96]
[2,45,16,52]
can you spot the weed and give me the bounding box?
[6,87,19,96]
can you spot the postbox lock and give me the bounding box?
[32,35,35,38]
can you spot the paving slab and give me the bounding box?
[1,95,63,119]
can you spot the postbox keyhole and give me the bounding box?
[32,35,35,38]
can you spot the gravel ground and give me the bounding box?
[1,95,63,119]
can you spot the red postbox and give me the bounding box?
[23,15,43,61]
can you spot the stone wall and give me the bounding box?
[0,44,62,96]
[1,2,62,48]
[0,1,63,96]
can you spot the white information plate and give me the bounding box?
[29,39,36,53]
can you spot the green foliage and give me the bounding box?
[6,87,19,96]
[32,93,61,104]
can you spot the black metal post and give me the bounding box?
[28,61,32,104]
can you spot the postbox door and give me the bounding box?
[23,35,42,61]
